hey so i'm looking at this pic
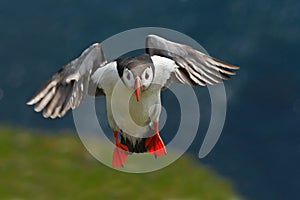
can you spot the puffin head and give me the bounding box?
[117,55,154,101]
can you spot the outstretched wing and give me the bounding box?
[27,43,107,118]
[146,34,239,87]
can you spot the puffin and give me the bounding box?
[27,35,239,167]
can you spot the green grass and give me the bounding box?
[0,126,240,200]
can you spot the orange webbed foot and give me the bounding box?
[112,145,129,168]
[112,131,129,168]
[145,132,167,158]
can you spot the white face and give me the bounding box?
[122,67,154,90]
[122,68,135,89]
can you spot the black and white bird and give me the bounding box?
[27,35,239,167]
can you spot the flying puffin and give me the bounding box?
[27,35,239,167]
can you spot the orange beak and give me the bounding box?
[135,76,141,101]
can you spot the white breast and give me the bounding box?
[92,61,162,138]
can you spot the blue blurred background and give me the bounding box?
[0,0,299,199]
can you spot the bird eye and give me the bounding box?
[145,72,149,80]
[126,72,131,80]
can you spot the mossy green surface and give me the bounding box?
[0,126,240,200]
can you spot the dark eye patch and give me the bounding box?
[145,72,149,80]
[127,72,131,80]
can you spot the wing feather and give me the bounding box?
[146,35,239,87]
[27,43,107,118]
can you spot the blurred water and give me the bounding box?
[0,0,299,199]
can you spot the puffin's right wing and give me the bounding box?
[27,43,107,118]
[146,34,239,87]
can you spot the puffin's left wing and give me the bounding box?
[146,35,239,87]
[27,43,107,118]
